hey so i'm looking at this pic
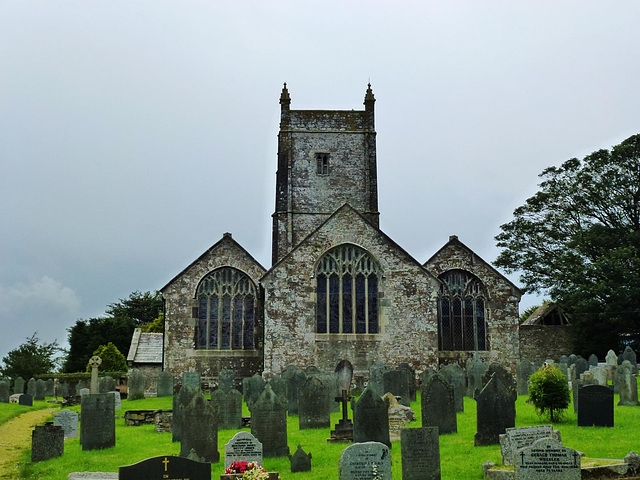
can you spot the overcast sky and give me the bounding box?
[1,1,639,363]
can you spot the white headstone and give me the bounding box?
[53,409,79,439]
[224,431,263,469]
[339,441,392,480]
[515,438,580,480]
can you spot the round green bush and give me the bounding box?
[86,342,128,373]
[527,364,570,422]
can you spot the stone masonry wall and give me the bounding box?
[519,325,573,364]
[161,234,266,380]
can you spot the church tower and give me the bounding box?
[272,84,380,264]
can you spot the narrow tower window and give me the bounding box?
[316,153,329,175]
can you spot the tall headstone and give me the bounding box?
[315,371,340,412]
[45,379,54,397]
[225,431,263,469]
[281,364,307,415]
[383,368,412,407]
[156,371,174,397]
[339,442,391,480]
[605,350,618,367]
[27,378,36,397]
[353,387,390,448]
[80,393,115,450]
[57,381,70,398]
[250,384,289,457]
[368,360,388,397]
[617,369,640,406]
[0,381,9,403]
[181,371,201,391]
[180,392,219,463]
[89,355,102,394]
[172,384,198,442]
[588,354,598,366]
[466,354,488,398]
[128,368,146,400]
[514,438,580,480]
[14,377,25,395]
[75,379,87,396]
[31,424,64,462]
[299,376,331,429]
[574,357,589,378]
[516,359,536,396]
[111,391,122,410]
[98,376,116,394]
[401,427,440,480]
[568,354,577,366]
[53,410,79,439]
[474,374,515,446]
[289,444,312,473]
[482,363,516,401]
[267,374,287,400]
[243,373,266,408]
[211,388,243,429]
[591,366,608,386]
[577,384,614,427]
[398,362,417,401]
[34,379,46,401]
[421,373,456,435]
[559,355,569,364]
[619,346,637,366]
[440,363,466,412]
[218,368,236,393]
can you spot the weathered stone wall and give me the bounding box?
[262,205,441,377]
[161,234,266,380]
[424,236,522,374]
[519,325,573,364]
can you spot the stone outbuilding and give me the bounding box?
[519,303,572,364]
[127,328,163,394]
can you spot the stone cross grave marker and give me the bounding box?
[514,438,580,480]
[499,425,553,465]
[401,427,440,480]
[53,410,79,439]
[339,441,391,480]
[89,355,102,394]
[225,431,263,469]
[119,455,211,480]
[577,384,613,427]
[421,373,456,435]
[31,424,64,462]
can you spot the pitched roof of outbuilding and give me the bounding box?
[127,328,163,365]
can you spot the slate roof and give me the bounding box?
[521,303,570,326]
[127,328,163,365]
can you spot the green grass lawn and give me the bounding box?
[15,390,640,480]
[0,400,58,426]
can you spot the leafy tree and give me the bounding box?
[0,333,60,380]
[495,134,640,356]
[527,364,570,422]
[86,342,128,373]
[106,290,163,327]
[141,313,164,333]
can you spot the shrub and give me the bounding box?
[86,343,128,373]
[527,364,570,422]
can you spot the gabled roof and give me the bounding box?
[160,232,267,292]
[424,235,523,295]
[127,328,163,365]
[262,203,438,284]
[521,303,570,326]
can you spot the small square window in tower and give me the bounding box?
[316,153,329,175]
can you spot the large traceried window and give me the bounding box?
[316,244,379,334]
[438,269,487,351]
[195,267,256,350]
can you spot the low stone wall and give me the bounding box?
[124,410,171,427]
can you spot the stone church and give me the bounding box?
[161,84,522,380]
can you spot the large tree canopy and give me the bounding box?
[495,134,640,356]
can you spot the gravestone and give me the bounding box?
[172,384,199,442]
[368,360,388,397]
[119,455,211,480]
[591,366,608,386]
[421,373,456,435]
[267,374,287,400]
[99,376,116,394]
[80,387,90,397]
[128,368,145,400]
[250,384,289,457]
[559,355,569,364]
[567,364,576,384]
[617,369,640,406]
[516,359,536,396]
[398,362,417,401]
[181,371,201,391]
[53,409,79,439]
[57,381,70,398]
[588,354,599,366]
[401,427,440,480]
[474,374,515,446]
[27,378,36,397]
[577,384,613,427]
[353,387,390,448]
[281,364,307,415]
[572,377,597,413]
[225,431,263,469]
[305,365,321,375]
[289,445,312,473]
[243,373,266,408]
[466,354,488,398]
[45,379,54,397]
[218,368,236,393]
[14,377,25,394]
[619,346,637,366]
[613,360,637,394]
[384,393,415,441]
[31,424,64,462]
[211,388,243,429]
[111,391,122,410]
[34,379,46,401]
[421,369,437,390]
[574,357,589,378]
[383,368,412,407]
[18,394,33,406]
[339,441,391,480]
[499,425,553,465]
[482,363,516,401]
[80,393,115,450]
[568,354,577,366]
[298,376,331,429]
[440,363,466,412]
[180,392,219,463]
[0,381,9,403]
[313,371,340,412]
[605,349,618,366]
[75,380,87,396]
[514,438,580,480]
[557,361,568,378]
[156,371,174,397]
[89,355,102,394]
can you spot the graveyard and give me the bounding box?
[2,361,640,480]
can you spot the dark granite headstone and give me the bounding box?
[368,360,388,397]
[128,368,145,400]
[31,423,64,462]
[421,373,456,435]
[18,393,33,406]
[243,373,266,408]
[181,371,201,391]
[339,441,391,480]
[383,368,412,407]
[211,388,243,429]
[34,379,46,401]
[0,381,9,403]
[482,363,516,401]
[289,444,312,473]
[250,384,289,457]
[156,371,174,397]
[574,357,589,378]
[53,409,79,438]
[172,384,198,442]
[45,379,54,397]
[218,368,235,393]
[516,359,536,396]
[298,376,331,429]
[474,374,515,446]
[99,376,116,394]
[588,354,599,366]
[281,364,307,416]
[514,438,580,480]
[57,381,70,398]
[577,384,613,427]
[180,392,219,463]
[440,363,466,412]
[466,354,488,398]
[401,427,440,480]
[559,355,569,364]
[80,393,115,450]
[353,387,390,448]
[119,455,211,480]
[398,362,417,401]
[13,377,25,395]
[619,346,637,366]
[267,374,287,400]
[27,378,36,397]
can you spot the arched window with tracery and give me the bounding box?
[438,269,487,351]
[195,267,256,350]
[316,244,380,334]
